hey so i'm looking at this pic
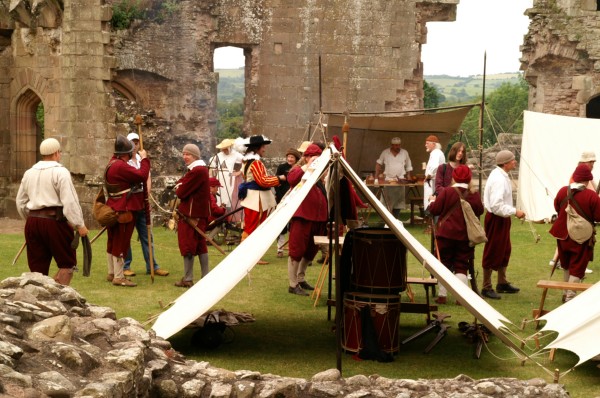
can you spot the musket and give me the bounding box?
[175,209,227,255]
[12,242,26,265]
[206,206,243,230]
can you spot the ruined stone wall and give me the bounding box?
[0,0,458,225]
[521,0,600,116]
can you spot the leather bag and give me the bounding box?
[92,188,118,227]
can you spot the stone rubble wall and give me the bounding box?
[0,273,571,398]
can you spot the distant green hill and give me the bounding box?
[215,69,521,105]
[425,73,522,104]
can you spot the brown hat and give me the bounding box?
[495,150,515,165]
[425,135,439,143]
[573,164,594,183]
[183,144,201,159]
[286,148,302,161]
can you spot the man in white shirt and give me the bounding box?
[481,150,525,299]
[375,137,413,218]
[423,135,445,210]
[16,138,89,285]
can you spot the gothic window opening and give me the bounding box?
[13,89,43,181]
[213,45,248,140]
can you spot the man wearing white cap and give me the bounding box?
[374,136,413,218]
[121,132,169,278]
[16,138,89,285]
[481,149,525,299]
[208,138,244,220]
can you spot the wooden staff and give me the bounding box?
[12,242,26,266]
[175,209,227,255]
[89,226,107,244]
[134,114,155,282]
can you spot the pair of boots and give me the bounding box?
[107,253,137,287]
[175,253,209,288]
[435,273,469,304]
[481,267,520,299]
[288,257,314,296]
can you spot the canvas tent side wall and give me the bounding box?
[325,106,475,178]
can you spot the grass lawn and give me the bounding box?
[1,215,598,397]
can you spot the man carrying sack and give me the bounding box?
[105,135,150,287]
[16,138,89,285]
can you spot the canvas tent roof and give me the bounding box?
[326,105,476,177]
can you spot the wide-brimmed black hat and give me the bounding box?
[244,135,272,147]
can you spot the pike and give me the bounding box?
[12,242,27,266]
[206,206,243,230]
[135,114,155,282]
[175,209,227,255]
[89,226,107,244]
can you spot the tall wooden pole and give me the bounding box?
[134,114,155,282]
[478,52,487,195]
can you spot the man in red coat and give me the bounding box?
[550,164,600,301]
[105,135,150,287]
[428,165,483,304]
[174,144,210,287]
[286,144,328,296]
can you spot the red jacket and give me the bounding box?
[550,185,600,241]
[208,193,226,223]
[176,165,210,218]
[287,166,328,222]
[428,186,484,241]
[105,156,150,212]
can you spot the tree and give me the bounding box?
[450,77,529,149]
[216,98,244,139]
[423,80,445,109]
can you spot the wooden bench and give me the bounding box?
[533,280,593,328]
[402,277,438,323]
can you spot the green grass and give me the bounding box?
[2,217,598,397]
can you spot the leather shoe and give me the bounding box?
[123,270,136,277]
[112,278,137,287]
[288,285,309,296]
[434,296,447,304]
[298,281,314,290]
[482,288,501,300]
[152,269,170,276]
[277,251,284,258]
[496,283,520,293]
[106,274,114,282]
[174,279,194,288]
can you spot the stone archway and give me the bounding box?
[586,94,600,119]
[11,88,42,182]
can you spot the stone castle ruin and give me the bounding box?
[0,0,459,224]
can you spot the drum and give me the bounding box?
[351,228,407,294]
[342,292,400,354]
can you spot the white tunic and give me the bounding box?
[424,147,445,209]
[483,166,516,217]
[376,148,413,180]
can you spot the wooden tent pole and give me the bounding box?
[478,52,486,195]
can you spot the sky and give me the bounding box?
[422,0,534,76]
[214,0,534,77]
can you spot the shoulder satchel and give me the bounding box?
[92,161,119,227]
[453,187,487,247]
[564,186,594,244]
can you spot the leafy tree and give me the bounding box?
[216,98,244,139]
[423,80,445,109]
[450,77,528,149]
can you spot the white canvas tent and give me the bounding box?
[326,106,476,178]
[518,110,600,222]
[152,145,529,366]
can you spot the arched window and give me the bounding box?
[586,95,600,119]
[13,89,43,180]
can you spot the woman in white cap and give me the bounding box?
[208,138,244,217]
